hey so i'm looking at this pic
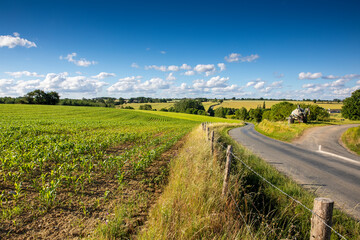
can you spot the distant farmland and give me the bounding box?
[211,100,343,110]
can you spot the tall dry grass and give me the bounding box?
[138,124,250,239]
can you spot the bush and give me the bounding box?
[174,99,205,113]
[139,104,152,110]
[248,108,263,122]
[270,102,295,121]
[342,89,360,120]
[235,107,248,120]
[159,108,168,112]
[214,107,226,118]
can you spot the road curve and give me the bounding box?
[229,124,360,219]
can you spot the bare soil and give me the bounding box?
[0,138,185,240]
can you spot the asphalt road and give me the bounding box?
[229,123,360,219]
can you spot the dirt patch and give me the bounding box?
[0,138,186,240]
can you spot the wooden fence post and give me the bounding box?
[210,131,215,155]
[206,127,210,140]
[222,145,233,196]
[310,198,334,240]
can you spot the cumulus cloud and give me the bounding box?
[60,53,97,67]
[131,62,139,68]
[246,78,263,87]
[193,76,229,88]
[166,72,176,81]
[343,74,360,80]
[0,72,107,97]
[217,63,226,72]
[144,65,167,72]
[302,83,315,88]
[261,81,283,93]
[91,72,116,80]
[107,76,171,93]
[193,64,216,76]
[254,81,265,89]
[0,33,37,48]
[167,65,179,71]
[224,53,259,63]
[322,74,339,79]
[184,70,195,76]
[298,72,322,79]
[5,71,44,78]
[180,64,192,70]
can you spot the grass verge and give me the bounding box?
[255,119,316,142]
[341,126,360,155]
[139,123,360,239]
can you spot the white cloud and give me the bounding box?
[144,65,167,72]
[167,65,179,71]
[91,72,116,80]
[60,53,97,67]
[0,33,37,48]
[357,80,360,85]
[261,81,283,93]
[246,78,262,87]
[166,72,176,81]
[193,76,229,88]
[254,81,265,89]
[322,74,339,79]
[131,62,139,68]
[194,64,216,76]
[0,72,107,97]
[160,51,166,54]
[224,53,259,63]
[217,63,226,72]
[302,83,315,88]
[5,71,44,78]
[298,72,322,79]
[180,64,192,70]
[184,70,195,76]
[107,76,170,93]
[343,74,360,80]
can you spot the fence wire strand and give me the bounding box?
[216,141,347,240]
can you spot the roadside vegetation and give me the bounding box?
[342,126,360,155]
[138,124,360,239]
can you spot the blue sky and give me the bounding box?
[0,0,359,99]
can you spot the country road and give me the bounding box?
[229,123,360,220]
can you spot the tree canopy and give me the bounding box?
[342,89,360,120]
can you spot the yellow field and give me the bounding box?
[202,101,219,111]
[118,102,174,110]
[213,100,343,110]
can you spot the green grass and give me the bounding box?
[342,126,360,155]
[256,114,360,142]
[0,104,237,239]
[255,119,317,142]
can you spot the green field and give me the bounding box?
[213,100,343,110]
[0,105,237,239]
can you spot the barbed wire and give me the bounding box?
[216,141,347,240]
[228,184,255,239]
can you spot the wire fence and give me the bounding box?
[204,123,347,240]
